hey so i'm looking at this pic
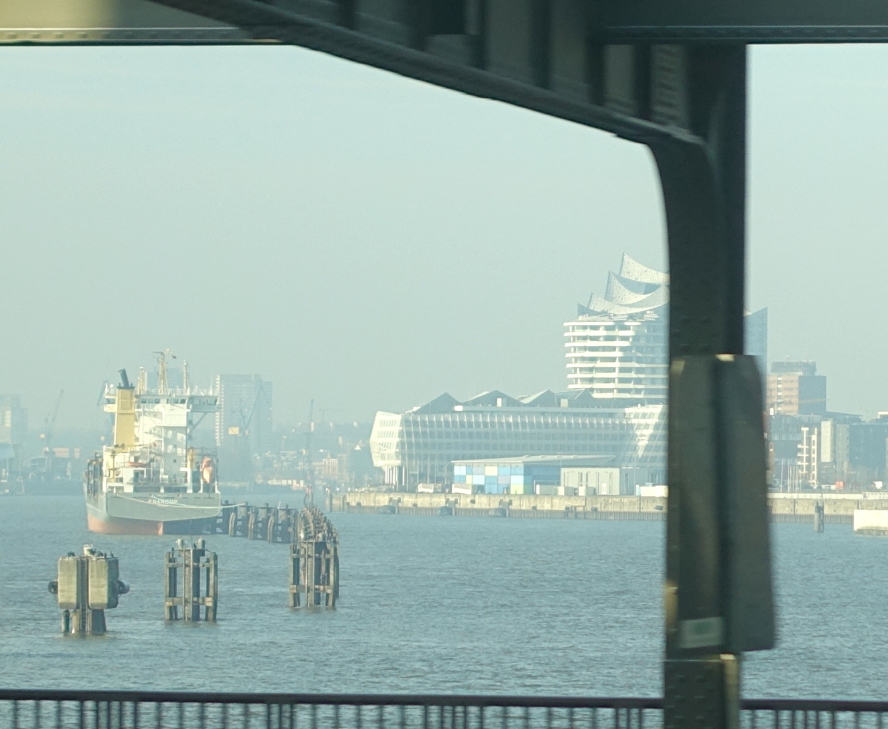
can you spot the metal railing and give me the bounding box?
[1,691,887,729]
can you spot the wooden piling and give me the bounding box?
[164,539,218,622]
[289,506,340,608]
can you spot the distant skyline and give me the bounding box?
[1,44,887,429]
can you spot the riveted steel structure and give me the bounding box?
[5,1,887,726]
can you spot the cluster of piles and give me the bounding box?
[222,502,299,542]
[51,508,341,634]
[289,507,340,608]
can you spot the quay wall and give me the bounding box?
[333,492,888,523]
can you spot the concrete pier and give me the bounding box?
[334,490,888,523]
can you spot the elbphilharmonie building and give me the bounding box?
[565,254,766,401]
[369,255,766,490]
[565,255,669,404]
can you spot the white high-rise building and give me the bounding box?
[368,254,767,492]
[565,254,767,404]
[565,255,669,404]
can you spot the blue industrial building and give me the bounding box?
[452,455,612,495]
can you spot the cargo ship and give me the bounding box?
[84,355,222,535]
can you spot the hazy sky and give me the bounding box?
[1,44,887,429]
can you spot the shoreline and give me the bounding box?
[332,491,888,523]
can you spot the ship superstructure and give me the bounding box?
[84,355,222,535]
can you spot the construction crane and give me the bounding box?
[39,390,64,477]
[42,390,64,447]
[304,400,314,506]
[230,385,270,482]
[237,385,270,442]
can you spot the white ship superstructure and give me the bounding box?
[84,356,222,535]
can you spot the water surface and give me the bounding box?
[0,493,884,699]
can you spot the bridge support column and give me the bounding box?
[648,45,774,729]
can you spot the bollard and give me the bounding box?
[48,545,128,636]
[289,506,340,608]
[814,501,825,533]
[164,539,218,622]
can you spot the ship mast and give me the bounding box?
[153,349,176,393]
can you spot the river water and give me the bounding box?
[0,492,885,699]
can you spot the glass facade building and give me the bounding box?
[370,390,665,489]
[370,254,764,492]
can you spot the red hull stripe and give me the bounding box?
[87,513,164,535]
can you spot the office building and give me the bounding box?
[371,253,767,492]
[370,389,665,489]
[745,308,769,376]
[0,395,27,446]
[767,361,827,416]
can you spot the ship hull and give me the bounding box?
[84,488,222,536]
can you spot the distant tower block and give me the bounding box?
[164,539,218,622]
[289,507,340,608]
[48,545,128,636]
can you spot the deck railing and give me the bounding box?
[1,691,887,729]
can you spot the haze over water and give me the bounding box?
[1,494,885,699]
